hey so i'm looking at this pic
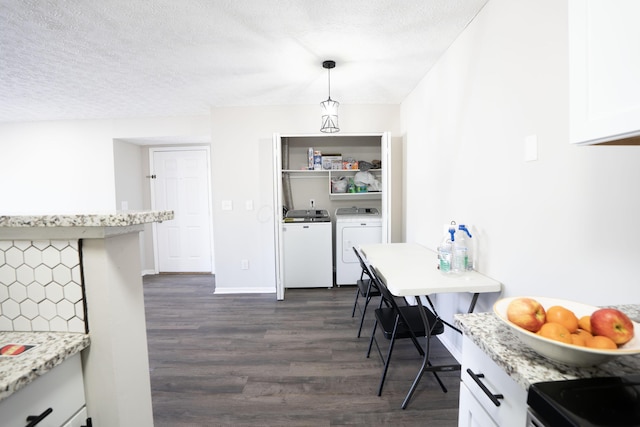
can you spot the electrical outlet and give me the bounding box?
[310,199,315,208]
[241,259,249,270]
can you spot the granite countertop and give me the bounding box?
[0,331,90,402]
[0,210,174,239]
[455,304,640,391]
[0,210,174,228]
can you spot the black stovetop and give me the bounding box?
[528,375,640,426]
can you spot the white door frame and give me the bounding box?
[149,145,215,274]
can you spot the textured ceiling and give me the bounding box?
[0,0,488,123]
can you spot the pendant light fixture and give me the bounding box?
[320,60,339,133]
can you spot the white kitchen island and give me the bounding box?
[0,211,173,426]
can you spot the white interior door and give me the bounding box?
[151,147,213,273]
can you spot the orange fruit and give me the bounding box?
[586,335,617,350]
[575,329,593,341]
[570,333,587,347]
[537,322,573,344]
[546,306,579,333]
[578,315,591,333]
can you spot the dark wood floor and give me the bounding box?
[143,275,460,427]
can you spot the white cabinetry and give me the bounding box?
[0,353,88,427]
[570,0,640,144]
[458,336,527,427]
[63,407,88,427]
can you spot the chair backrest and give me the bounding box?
[370,265,443,336]
[352,246,373,280]
[369,265,405,316]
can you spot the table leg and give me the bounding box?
[468,293,480,313]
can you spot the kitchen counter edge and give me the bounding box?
[0,210,174,228]
[0,331,90,402]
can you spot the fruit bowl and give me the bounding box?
[493,296,640,367]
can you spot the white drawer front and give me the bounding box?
[461,336,527,426]
[458,381,498,427]
[0,353,86,427]
[62,406,88,427]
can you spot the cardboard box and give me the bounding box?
[322,154,342,170]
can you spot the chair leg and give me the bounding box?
[366,319,379,358]
[351,287,361,318]
[356,293,373,338]
[377,317,400,396]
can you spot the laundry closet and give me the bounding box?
[272,133,392,300]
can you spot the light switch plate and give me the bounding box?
[221,200,233,211]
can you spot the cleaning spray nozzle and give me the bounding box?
[459,224,472,238]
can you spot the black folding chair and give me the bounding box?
[366,266,458,408]
[351,247,382,338]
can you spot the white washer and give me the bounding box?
[283,210,333,288]
[335,207,382,286]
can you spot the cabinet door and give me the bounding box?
[458,382,498,427]
[570,0,640,144]
[460,336,527,426]
[0,353,85,427]
[63,407,88,427]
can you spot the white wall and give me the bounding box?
[210,104,400,292]
[401,0,640,357]
[113,140,145,212]
[0,116,210,215]
[0,120,116,213]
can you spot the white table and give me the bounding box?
[359,242,501,408]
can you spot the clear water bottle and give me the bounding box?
[451,232,468,273]
[457,224,473,271]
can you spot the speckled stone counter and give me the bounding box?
[0,210,174,239]
[0,332,89,402]
[455,304,640,391]
[0,211,174,228]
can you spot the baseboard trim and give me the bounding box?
[437,334,462,363]
[214,287,275,295]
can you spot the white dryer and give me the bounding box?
[335,207,382,286]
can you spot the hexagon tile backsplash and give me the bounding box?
[0,240,86,333]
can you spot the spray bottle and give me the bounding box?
[437,222,456,273]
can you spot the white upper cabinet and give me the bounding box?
[569,0,640,145]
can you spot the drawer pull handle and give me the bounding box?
[466,369,504,407]
[25,407,53,426]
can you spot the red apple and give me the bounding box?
[590,308,635,345]
[507,298,546,332]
